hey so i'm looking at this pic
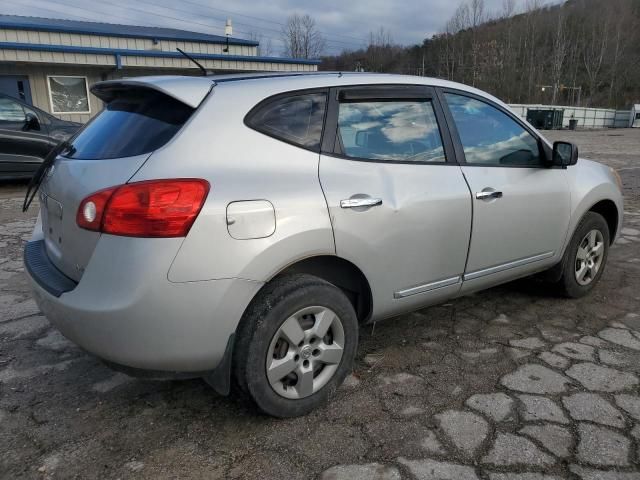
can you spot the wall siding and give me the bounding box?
[0,28,256,56]
[0,26,318,122]
[0,63,102,123]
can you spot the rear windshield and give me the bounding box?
[64,90,194,160]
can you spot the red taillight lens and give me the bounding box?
[76,179,209,237]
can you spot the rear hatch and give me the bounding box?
[39,77,212,282]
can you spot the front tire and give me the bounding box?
[233,274,358,418]
[555,211,610,298]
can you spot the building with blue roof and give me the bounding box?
[0,15,320,122]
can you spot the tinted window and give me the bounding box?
[0,97,26,127]
[337,100,445,163]
[65,91,193,160]
[445,93,542,167]
[247,93,326,150]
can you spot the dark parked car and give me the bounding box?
[0,93,81,180]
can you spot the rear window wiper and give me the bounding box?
[22,141,73,212]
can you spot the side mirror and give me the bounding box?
[552,141,578,167]
[23,112,40,131]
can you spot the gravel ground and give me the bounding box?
[1,129,640,479]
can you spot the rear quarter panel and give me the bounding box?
[130,82,335,283]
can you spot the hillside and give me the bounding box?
[321,0,640,108]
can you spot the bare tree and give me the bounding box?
[497,0,517,99]
[442,3,470,81]
[369,26,393,47]
[607,0,634,106]
[501,0,517,19]
[281,14,325,59]
[580,6,609,106]
[470,0,486,27]
[321,0,640,108]
[549,11,567,104]
[522,0,544,99]
[246,32,273,57]
[366,27,394,71]
[469,0,486,86]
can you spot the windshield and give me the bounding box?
[64,90,194,160]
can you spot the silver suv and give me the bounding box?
[24,73,623,417]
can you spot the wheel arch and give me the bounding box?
[270,255,373,324]
[541,197,620,283]
[588,199,619,244]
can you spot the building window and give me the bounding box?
[47,76,90,114]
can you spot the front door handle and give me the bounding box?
[476,190,503,200]
[340,197,383,209]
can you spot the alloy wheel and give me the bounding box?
[575,229,605,286]
[266,306,345,399]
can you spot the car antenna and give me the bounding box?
[176,48,207,76]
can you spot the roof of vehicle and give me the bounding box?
[93,72,509,112]
[208,71,507,108]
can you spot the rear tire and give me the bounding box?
[555,211,610,298]
[233,274,358,418]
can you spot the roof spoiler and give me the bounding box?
[91,76,214,109]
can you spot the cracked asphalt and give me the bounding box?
[1,129,640,479]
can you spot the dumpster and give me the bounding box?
[526,108,565,130]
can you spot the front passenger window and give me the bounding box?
[445,93,542,167]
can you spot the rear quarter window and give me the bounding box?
[64,90,194,160]
[245,92,327,151]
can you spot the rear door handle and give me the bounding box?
[340,197,383,209]
[476,190,503,200]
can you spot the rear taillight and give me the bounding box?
[76,179,209,237]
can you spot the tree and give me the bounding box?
[549,11,568,104]
[247,32,273,57]
[469,0,486,86]
[281,14,325,59]
[319,0,640,108]
[607,0,635,106]
[580,4,609,106]
[365,27,394,72]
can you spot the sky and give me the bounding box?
[1,0,533,56]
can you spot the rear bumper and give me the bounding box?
[24,240,77,297]
[24,236,263,372]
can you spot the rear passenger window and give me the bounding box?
[246,93,327,151]
[337,100,446,163]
